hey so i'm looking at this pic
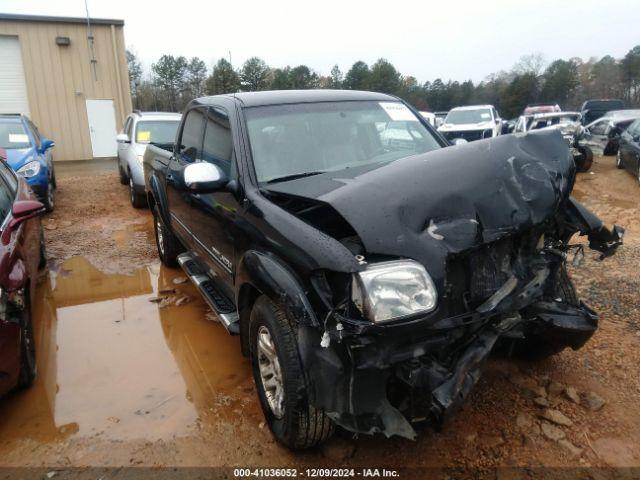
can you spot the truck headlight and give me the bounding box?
[352,260,437,323]
[17,160,41,178]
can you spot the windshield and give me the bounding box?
[530,114,580,130]
[444,109,492,125]
[245,101,441,184]
[0,121,31,149]
[135,120,180,144]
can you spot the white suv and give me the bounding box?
[117,111,181,208]
[437,105,502,144]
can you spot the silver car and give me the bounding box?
[116,111,181,208]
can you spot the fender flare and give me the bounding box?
[148,174,170,225]
[235,250,319,354]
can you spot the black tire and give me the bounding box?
[129,176,146,209]
[574,146,593,173]
[616,150,624,169]
[511,266,579,360]
[17,293,36,389]
[42,183,55,212]
[249,296,334,450]
[50,164,57,189]
[603,142,615,156]
[153,206,182,267]
[118,162,128,185]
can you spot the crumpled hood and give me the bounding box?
[265,130,575,287]
[4,147,37,170]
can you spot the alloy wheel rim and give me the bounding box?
[47,186,54,208]
[257,325,285,418]
[130,178,135,203]
[156,218,165,254]
[617,151,622,167]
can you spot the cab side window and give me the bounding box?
[202,107,233,176]
[179,108,206,163]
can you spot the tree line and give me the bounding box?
[127,45,640,119]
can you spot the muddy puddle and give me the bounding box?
[0,256,254,444]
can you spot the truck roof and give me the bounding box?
[194,89,398,108]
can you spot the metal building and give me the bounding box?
[0,13,132,161]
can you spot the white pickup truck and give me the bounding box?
[437,105,502,144]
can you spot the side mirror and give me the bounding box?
[38,138,55,154]
[116,133,130,143]
[2,200,46,243]
[183,162,228,193]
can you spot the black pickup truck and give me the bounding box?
[143,90,623,450]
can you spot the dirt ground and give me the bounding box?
[0,156,639,475]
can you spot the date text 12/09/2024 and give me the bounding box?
[233,468,400,478]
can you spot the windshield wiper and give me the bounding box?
[266,171,326,184]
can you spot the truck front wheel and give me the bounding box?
[153,206,183,267]
[249,296,334,450]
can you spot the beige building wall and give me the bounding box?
[0,16,132,161]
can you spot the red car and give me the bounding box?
[0,149,46,397]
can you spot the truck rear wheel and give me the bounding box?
[153,206,183,267]
[249,296,334,450]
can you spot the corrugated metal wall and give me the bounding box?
[0,19,132,161]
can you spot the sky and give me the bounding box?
[3,0,640,83]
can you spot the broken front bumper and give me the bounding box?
[298,298,597,440]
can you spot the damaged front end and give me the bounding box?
[266,131,623,440]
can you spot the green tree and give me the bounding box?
[541,59,579,106]
[126,49,143,108]
[368,58,401,94]
[501,73,540,117]
[329,65,343,89]
[240,57,270,91]
[269,67,292,89]
[343,61,370,90]
[621,45,640,102]
[152,55,188,111]
[205,58,240,95]
[591,55,622,99]
[289,65,318,89]
[186,57,208,99]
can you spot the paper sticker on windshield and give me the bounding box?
[137,131,151,142]
[379,102,416,121]
[9,134,29,144]
[480,113,491,119]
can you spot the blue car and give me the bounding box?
[0,114,56,211]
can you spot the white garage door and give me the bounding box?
[0,36,30,115]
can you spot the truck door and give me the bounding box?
[185,105,239,295]
[582,119,610,155]
[166,107,206,245]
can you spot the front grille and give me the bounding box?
[444,130,486,142]
[444,237,515,313]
